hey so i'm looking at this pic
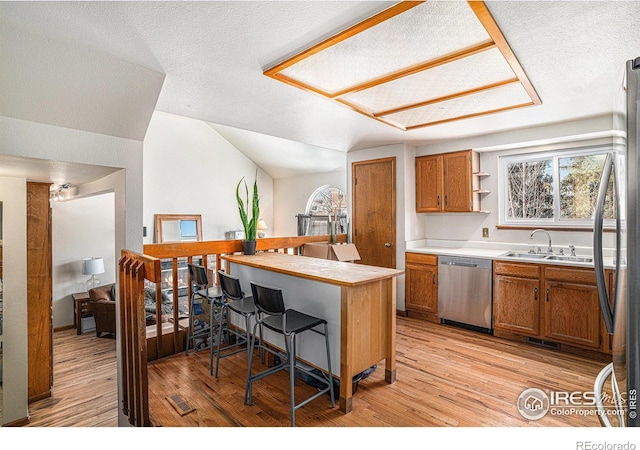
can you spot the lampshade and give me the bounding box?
[82,257,105,276]
[257,219,268,238]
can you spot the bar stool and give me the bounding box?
[186,264,222,355]
[211,270,259,377]
[244,281,335,427]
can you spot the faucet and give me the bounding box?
[530,229,553,254]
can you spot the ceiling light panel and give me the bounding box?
[278,1,491,94]
[341,47,517,114]
[383,82,533,128]
[265,1,541,130]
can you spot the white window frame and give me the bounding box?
[498,144,620,227]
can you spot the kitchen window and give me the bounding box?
[499,146,618,227]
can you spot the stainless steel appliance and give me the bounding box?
[593,57,639,427]
[437,255,492,332]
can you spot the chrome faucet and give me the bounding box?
[530,229,553,254]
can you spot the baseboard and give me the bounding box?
[3,416,30,427]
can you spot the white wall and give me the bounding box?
[143,111,273,243]
[0,177,28,425]
[273,169,347,237]
[52,193,116,330]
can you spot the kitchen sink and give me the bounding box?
[545,255,593,263]
[500,251,593,263]
[500,251,548,260]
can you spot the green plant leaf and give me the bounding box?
[235,170,260,241]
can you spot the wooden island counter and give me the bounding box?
[221,252,403,413]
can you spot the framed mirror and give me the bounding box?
[154,214,202,243]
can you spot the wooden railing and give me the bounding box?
[118,234,345,426]
[119,250,160,427]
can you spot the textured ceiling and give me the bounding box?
[1,1,639,180]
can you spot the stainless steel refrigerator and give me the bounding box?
[593,57,640,427]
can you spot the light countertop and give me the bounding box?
[222,252,404,287]
[406,240,618,269]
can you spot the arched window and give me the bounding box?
[297,186,347,236]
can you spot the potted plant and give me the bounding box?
[236,170,260,255]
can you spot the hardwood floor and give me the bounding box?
[24,317,610,430]
[147,316,608,427]
[26,329,117,427]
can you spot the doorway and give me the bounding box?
[352,157,396,268]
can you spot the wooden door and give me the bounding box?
[416,155,442,212]
[493,274,541,336]
[443,150,472,212]
[27,182,53,401]
[352,157,396,268]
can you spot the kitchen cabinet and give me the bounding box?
[415,150,484,213]
[405,253,439,322]
[493,261,604,352]
[493,261,541,336]
[543,266,600,349]
[415,155,442,212]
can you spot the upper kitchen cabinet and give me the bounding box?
[416,150,486,213]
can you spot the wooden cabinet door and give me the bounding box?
[544,280,601,349]
[416,155,442,212]
[405,262,438,314]
[493,274,540,336]
[442,151,472,212]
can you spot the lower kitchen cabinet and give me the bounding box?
[544,266,600,349]
[493,261,605,354]
[405,253,439,322]
[493,262,541,336]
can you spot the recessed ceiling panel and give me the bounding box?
[340,47,518,114]
[278,1,491,94]
[382,83,534,128]
[265,1,541,131]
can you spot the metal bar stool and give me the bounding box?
[211,270,260,377]
[186,264,222,355]
[244,281,335,427]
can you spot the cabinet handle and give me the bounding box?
[432,273,436,285]
[437,195,440,206]
[546,288,550,302]
[444,195,448,206]
[534,287,538,301]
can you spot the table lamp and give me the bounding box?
[82,257,105,291]
[257,219,268,238]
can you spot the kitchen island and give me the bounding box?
[221,252,403,413]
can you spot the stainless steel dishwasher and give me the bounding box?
[437,255,493,333]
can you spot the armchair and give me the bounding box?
[89,283,116,337]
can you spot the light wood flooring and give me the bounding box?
[24,316,609,428]
[147,316,608,427]
[26,329,118,427]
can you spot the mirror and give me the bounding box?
[154,214,202,243]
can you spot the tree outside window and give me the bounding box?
[502,147,617,226]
